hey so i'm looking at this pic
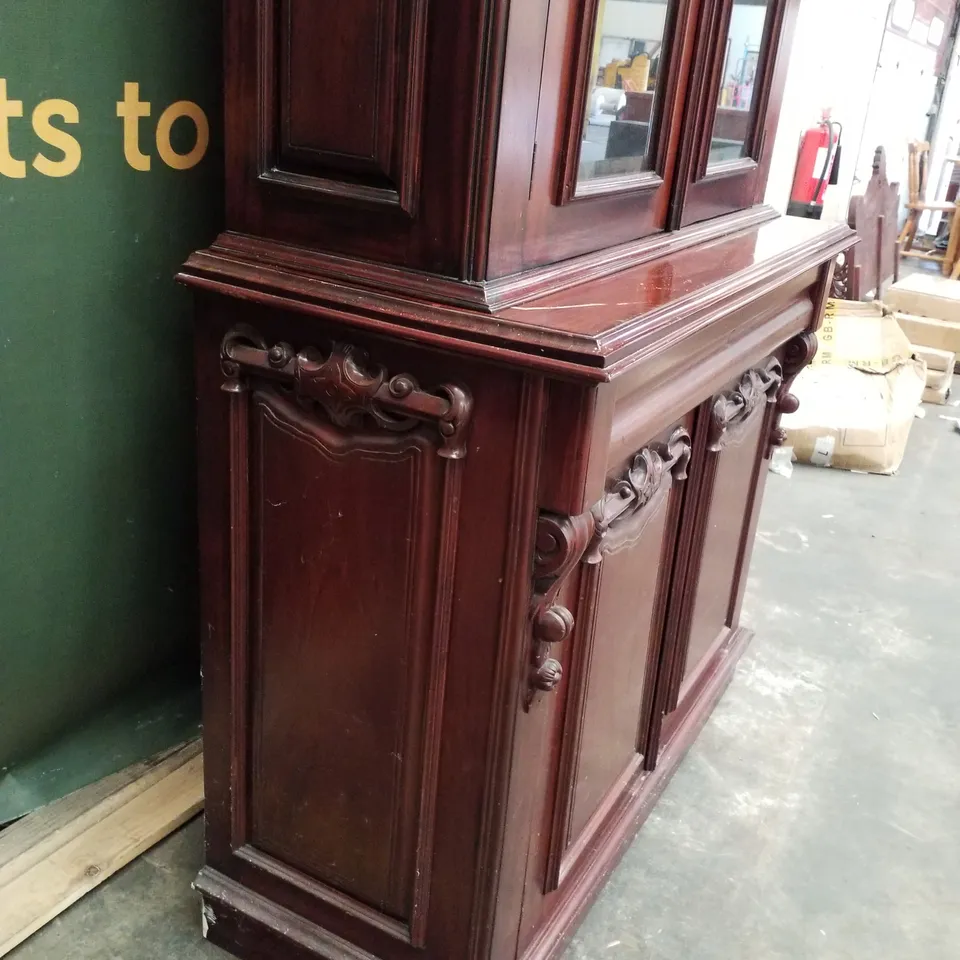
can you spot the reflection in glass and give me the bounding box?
[577,0,671,187]
[709,0,771,165]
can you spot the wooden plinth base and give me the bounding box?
[195,627,751,960]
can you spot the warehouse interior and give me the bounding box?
[2,0,959,957]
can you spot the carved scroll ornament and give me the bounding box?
[524,428,693,709]
[771,331,818,449]
[588,427,691,561]
[221,326,472,458]
[831,250,851,301]
[526,512,596,707]
[709,357,784,451]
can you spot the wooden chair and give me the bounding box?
[899,140,960,277]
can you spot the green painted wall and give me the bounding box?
[0,2,221,766]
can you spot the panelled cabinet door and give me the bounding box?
[655,356,784,739]
[259,0,428,213]
[215,328,471,948]
[540,421,693,893]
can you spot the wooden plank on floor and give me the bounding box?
[0,744,204,957]
[0,738,202,887]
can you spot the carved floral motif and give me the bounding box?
[587,427,691,561]
[709,357,784,450]
[220,327,472,458]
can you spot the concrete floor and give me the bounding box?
[10,409,960,960]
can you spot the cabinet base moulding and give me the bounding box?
[194,628,752,960]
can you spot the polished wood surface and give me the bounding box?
[184,0,853,957]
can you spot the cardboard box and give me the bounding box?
[895,311,960,360]
[913,344,956,372]
[923,366,953,404]
[781,300,927,474]
[912,345,955,403]
[885,271,960,323]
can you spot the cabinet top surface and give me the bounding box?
[497,215,846,339]
[182,215,853,379]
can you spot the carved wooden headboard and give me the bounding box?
[832,147,900,301]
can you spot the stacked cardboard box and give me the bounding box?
[780,300,927,475]
[885,273,960,362]
[913,345,955,404]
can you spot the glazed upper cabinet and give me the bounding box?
[225,0,797,282]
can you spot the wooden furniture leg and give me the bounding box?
[944,208,960,277]
[899,210,920,252]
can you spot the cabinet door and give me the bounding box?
[490,0,702,275]
[673,0,798,226]
[540,419,692,892]
[654,356,783,745]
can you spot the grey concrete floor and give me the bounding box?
[10,409,960,960]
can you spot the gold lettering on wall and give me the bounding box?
[117,81,152,171]
[156,100,209,170]
[0,80,27,179]
[32,99,81,177]
[0,78,212,178]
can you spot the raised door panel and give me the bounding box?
[543,425,692,891]
[680,406,763,682]
[259,0,428,213]
[217,328,472,947]
[250,390,438,919]
[282,0,385,161]
[662,358,783,715]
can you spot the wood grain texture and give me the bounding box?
[0,740,201,884]
[255,0,428,213]
[181,217,853,376]
[0,751,203,957]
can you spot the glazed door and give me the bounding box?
[673,0,798,226]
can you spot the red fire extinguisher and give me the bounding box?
[787,113,842,219]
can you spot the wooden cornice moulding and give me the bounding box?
[186,206,780,315]
[180,220,854,381]
[221,326,473,458]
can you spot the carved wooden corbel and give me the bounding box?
[220,327,473,458]
[526,511,596,709]
[709,357,784,451]
[771,331,818,450]
[524,428,692,709]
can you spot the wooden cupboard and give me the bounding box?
[180,0,853,958]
